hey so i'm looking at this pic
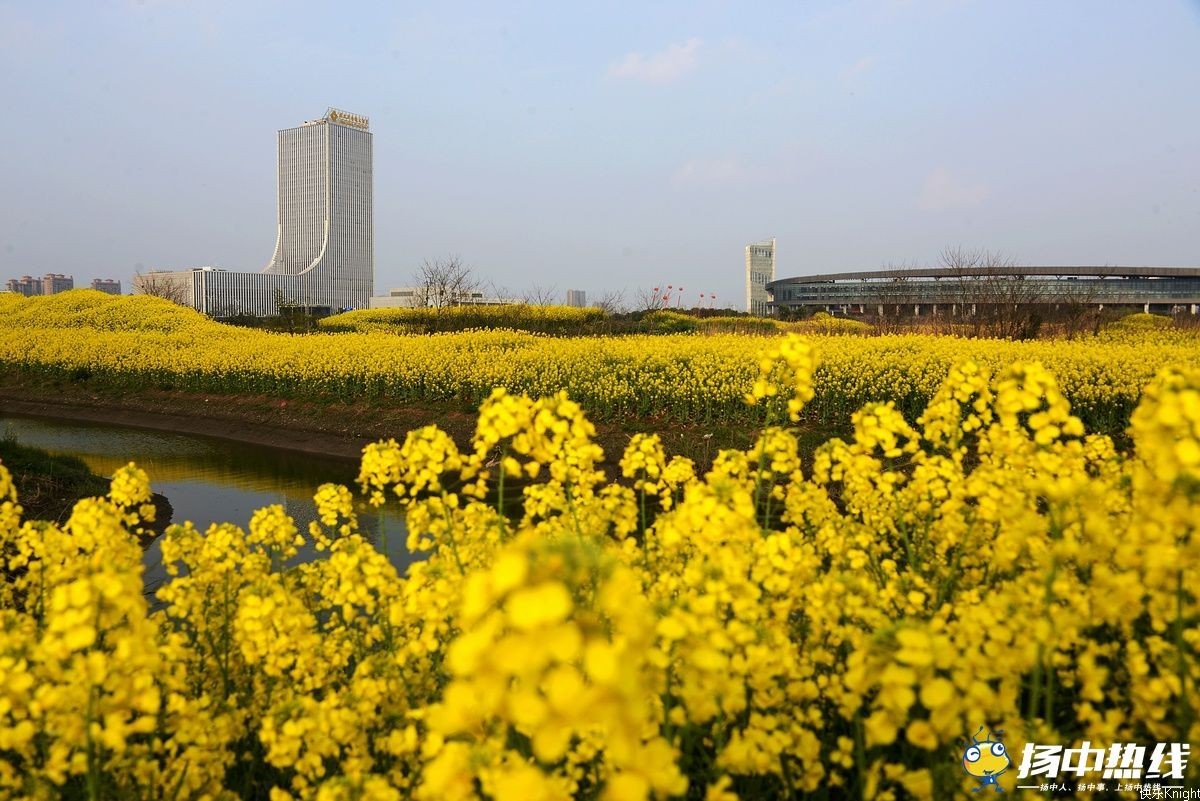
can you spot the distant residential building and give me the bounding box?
[41,274,74,295]
[90,278,122,295]
[5,276,41,296]
[745,238,776,316]
[566,289,587,307]
[4,274,75,296]
[7,274,66,296]
[147,108,373,316]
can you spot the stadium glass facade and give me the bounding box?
[768,266,1200,315]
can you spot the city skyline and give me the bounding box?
[1,1,1198,308]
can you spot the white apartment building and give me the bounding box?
[565,289,587,307]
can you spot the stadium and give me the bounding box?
[767,265,1200,317]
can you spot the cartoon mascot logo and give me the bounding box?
[961,726,1010,793]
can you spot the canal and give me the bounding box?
[0,414,414,591]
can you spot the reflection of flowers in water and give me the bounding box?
[0,415,417,594]
[0,415,367,507]
[2,416,218,464]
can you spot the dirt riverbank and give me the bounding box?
[0,386,381,461]
[0,373,773,472]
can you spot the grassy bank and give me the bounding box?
[0,435,112,523]
[0,434,172,534]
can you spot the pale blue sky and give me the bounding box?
[2,1,1198,307]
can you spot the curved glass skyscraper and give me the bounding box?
[142,109,374,317]
[264,108,374,312]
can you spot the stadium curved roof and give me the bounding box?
[771,265,1200,284]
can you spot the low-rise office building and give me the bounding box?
[369,287,519,308]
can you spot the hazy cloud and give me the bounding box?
[609,38,702,84]
[918,168,989,211]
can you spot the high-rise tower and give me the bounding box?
[745,237,776,315]
[264,108,374,311]
[142,108,374,317]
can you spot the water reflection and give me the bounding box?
[0,414,414,588]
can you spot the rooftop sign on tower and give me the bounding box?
[324,108,369,130]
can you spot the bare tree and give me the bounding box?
[941,247,1046,339]
[481,280,515,305]
[412,256,481,310]
[272,288,294,317]
[634,286,669,312]
[1052,267,1112,338]
[132,270,190,306]
[854,260,919,330]
[593,289,628,315]
[521,283,559,306]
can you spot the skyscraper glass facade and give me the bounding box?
[745,238,776,316]
[147,108,374,317]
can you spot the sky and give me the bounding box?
[1,0,1198,309]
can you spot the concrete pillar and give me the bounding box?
[1144,303,1150,313]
